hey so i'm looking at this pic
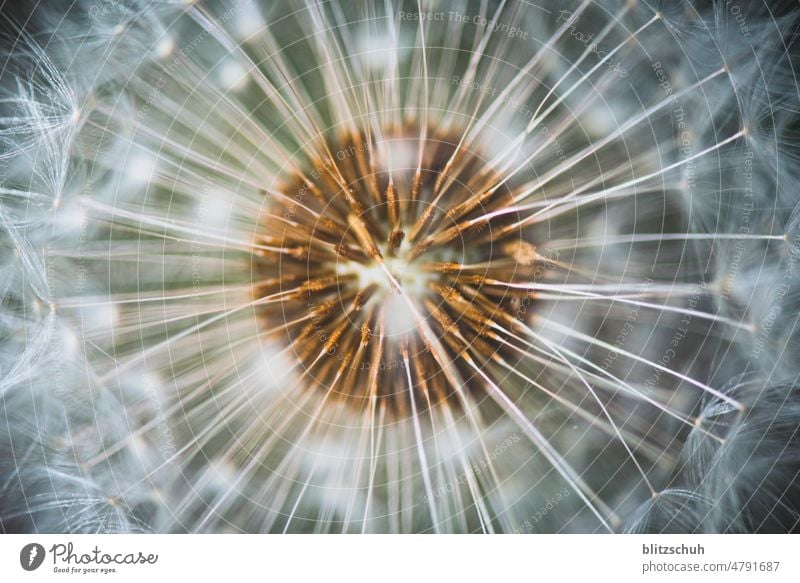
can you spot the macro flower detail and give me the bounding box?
[256,126,518,410]
[1,0,799,534]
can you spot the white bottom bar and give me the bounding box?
[1,534,796,582]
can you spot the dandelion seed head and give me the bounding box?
[2,0,799,534]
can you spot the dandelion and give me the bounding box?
[1,0,799,533]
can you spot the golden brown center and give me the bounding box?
[253,127,540,416]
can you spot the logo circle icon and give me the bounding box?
[20,543,46,571]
